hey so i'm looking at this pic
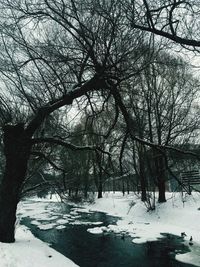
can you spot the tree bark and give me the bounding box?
[0,124,31,242]
[97,174,103,198]
[97,184,103,198]
[122,180,125,196]
[155,154,166,203]
[126,178,130,194]
[139,152,147,202]
[158,179,166,203]
[140,170,147,202]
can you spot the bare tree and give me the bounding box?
[0,0,148,242]
[126,0,200,47]
[0,0,199,243]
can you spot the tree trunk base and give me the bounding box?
[0,124,31,243]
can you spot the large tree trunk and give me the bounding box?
[97,171,103,198]
[0,124,31,243]
[155,154,166,203]
[139,155,147,202]
[157,179,166,203]
[97,178,103,198]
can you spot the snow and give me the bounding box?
[69,221,103,226]
[38,223,57,230]
[87,227,105,234]
[1,191,200,266]
[56,225,66,230]
[176,246,200,267]
[82,191,200,266]
[0,225,78,267]
[30,220,41,226]
[57,219,69,224]
[0,199,79,267]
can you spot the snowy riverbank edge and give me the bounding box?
[82,192,200,267]
[2,192,199,267]
[0,224,78,267]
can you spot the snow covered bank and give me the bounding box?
[0,225,78,267]
[11,191,200,266]
[83,192,200,266]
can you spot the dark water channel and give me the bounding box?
[21,202,195,267]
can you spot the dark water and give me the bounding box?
[21,202,195,267]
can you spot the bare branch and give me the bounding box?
[31,137,111,156]
[31,151,65,172]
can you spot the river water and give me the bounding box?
[20,201,196,267]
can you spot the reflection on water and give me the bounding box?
[21,202,195,267]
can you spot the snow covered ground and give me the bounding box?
[1,191,200,266]
[0,224,78,267]
[0,195,80,267]
[83,191,200,266]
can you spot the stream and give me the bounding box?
[20,201,196,267]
